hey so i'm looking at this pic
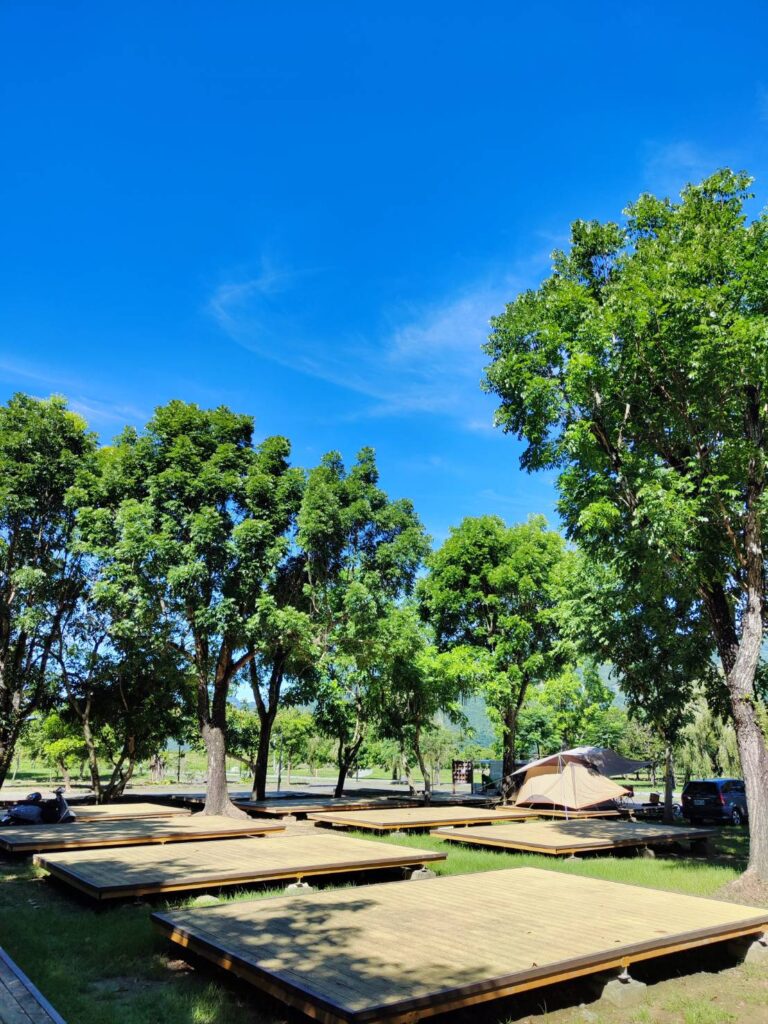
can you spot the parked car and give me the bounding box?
[681,778,748,825]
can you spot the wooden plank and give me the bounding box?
[72,802,191,822]
[33,833,446,901]
[0,947,66,1024]
[0,814,284,854]
[152,868,768,1024]
[307,805,542,830]
[433,819,718,855]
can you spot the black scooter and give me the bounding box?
[1,786,76,825]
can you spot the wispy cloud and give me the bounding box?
[641,140,740,197]
[207,256,550,428]
[0,358,148,429]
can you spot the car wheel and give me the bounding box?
[731,808,744,826]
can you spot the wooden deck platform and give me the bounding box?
[73,801,191,822]
[152,867,768,1024]
[307,805,544,830]
[33,833,445,901]
[0,946,66,1023]
[235,797,414,819]
[0,813,284,854]
[433,819,718,856]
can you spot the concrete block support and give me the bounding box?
[285,880,316,896]
[726,933,768,964]
[591,968,647,1009]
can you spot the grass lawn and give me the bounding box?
[0,827,763,1024]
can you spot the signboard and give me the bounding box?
[451,760,474,790]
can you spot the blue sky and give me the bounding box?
[2,2,768,545]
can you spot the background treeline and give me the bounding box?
[0,392,739,817]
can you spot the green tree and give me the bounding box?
[272,707,315,785]
[223,703,262,783]
[78,401,301,815]
[484,170,768,876]
[419,515,567,796]
[677,696,742,783]
[56,604,194,802]
[561,555,717,821]
[299,448,429,797]
[0,394,96,787]
[24,712,86,789]
[246,557,317,800]
[373,606,468,799]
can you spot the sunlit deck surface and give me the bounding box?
[433,819,718,856]
[33,833,445,901]
[152,868,768,1024]
[518,807,621,819]
[0,946,66,1024]
[235,797,415,819]
[73,801,192,822]
[0,813,284,854]
[308,805,543,830]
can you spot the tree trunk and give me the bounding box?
[58,762,72,790]
[251,707,277,801]
[100,737,137,802]
[334,737,363,798]
[501,705,518,803]
[81,716,103,802]
[414,733,431,802]
[0,725,21,790]
[334,758,350,798]
[662,742,675,825]
[727,653,768,877]
[703,526,768,876]
[200,666,247,818]
[202,719,241,815]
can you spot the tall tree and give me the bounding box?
[0,394,95,788]
[419,515,567,797]
[298,448,429,797]
[78,401,301,815]
[483,170,768,875]
[246,557,316,800]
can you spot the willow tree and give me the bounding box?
[419,514,567,796]
[0,394,95,788]
[78,401,301,816]
[484,170,768,878]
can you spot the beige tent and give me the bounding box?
[514,761,629,811]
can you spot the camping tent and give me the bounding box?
[514,761,630,811]
[512,746,651,779]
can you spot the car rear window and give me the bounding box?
[684,782,718,796]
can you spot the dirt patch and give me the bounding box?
[716,871,768,907]
[88,976,166,996]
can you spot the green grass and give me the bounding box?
[346,827,747,897]
[0,827,759,1024]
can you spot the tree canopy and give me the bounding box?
[484,170,768,875]
[419,514,568,794]
[0,394,96,786]
[78,401,302,815]
[299,448,430,796]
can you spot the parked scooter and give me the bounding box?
[0,786,76,825]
